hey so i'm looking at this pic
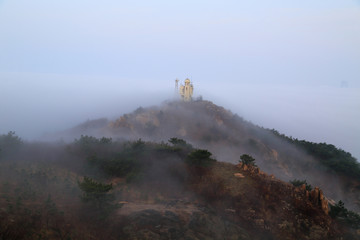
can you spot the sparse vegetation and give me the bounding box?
[0,129,359,239]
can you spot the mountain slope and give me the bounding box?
[53,100,360,212]
[1,135,354,239]
[2,104,360,239]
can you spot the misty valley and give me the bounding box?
[1,100,360,240]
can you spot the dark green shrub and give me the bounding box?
[78,177,119,219]
[289,179,313,191]
[330,200,360,229]
[240,154,256,166]
[186,149,216,167]
[0,131,23,157]
[169,137,187,146]
[168,137,193,149]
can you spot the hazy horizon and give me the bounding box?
[1,1,359,159]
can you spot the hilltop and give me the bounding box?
[2,99,359,239]
[59,100,360,212]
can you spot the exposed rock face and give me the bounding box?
[237,163,330,216]
[135,112,160,127]
[109,116,133,129]
[310,187,329,215]
[234,172,245,178]
[188,162,344,240]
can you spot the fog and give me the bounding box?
[200,84,360,160]
[0,72,172,138]
[1,73,359,160]
[1,0,359,159]
[1,2,360,239]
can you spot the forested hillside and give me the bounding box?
[1,132,360,239]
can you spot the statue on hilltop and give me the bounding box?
[175,78,194,102]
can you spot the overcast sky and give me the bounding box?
[0,1,359,159]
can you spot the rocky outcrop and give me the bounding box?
[109,116,133,129]
[234,172,245,178]
[237,163,330,216]
[309,187,329,215]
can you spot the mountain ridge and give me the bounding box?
[2,100,360,239]
[54,100,360,210]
